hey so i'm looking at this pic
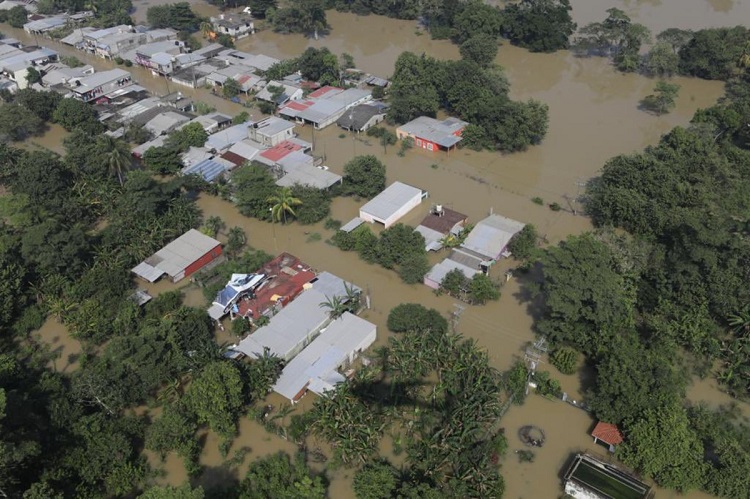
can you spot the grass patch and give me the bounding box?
[306,232,322,243]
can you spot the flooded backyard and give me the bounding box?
[7,0,750,496]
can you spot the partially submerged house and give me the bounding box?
[209,13,255,40]
[359,181,426,229]
[396,116,468,152]
[132,229,223,283]
[415,205,468,252]
[455,213,525,267]
[336,102,386,132]
[255,80,303,105]
[423,258,480,290]
[181,156,235,182]
[279,86,372,130]
[65,68,132,102]
[234,272,361,362]
[272,312,376,403]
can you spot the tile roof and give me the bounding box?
[591,422,623,445]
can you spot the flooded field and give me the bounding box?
[7,0,750,496]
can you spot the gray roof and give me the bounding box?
[336,103,383,130]
[251,116,295,138]
[137,40,181,57]
[144,111,191,136]
[415,225,445,251]
[340,217,364,233]
[398,116,468,148]
[276,158,342,190]
[425,258,479,285]
[117,96,162,121]
[272,312,376,401]
[460,214,525,260]
[206,121,253,151]
[133,229,221,280]
[193,43,224,57]
[235,288,331,361]
[132,135,166,157]
[309,271,361,300]
[69,68,131,94]
[298,98,345,124]
[360,181,423,221]
[23,15,67,32]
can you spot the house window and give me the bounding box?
[427,143,434,151]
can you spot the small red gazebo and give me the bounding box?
[591,421,623,453]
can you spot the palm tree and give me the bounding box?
[100,136,130,186]
[226,226,247,257]
[200,21,214,40]
[204,215,225,238]
[320,295,347,320]
[267,187,302,225]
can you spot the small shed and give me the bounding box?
[359,181,425,229]
[591,421,624,453]
[132,229,223,283]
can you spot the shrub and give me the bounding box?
[549,202,562,211]
[387,303,448,334]
[531,197,544,205]
[549,346,579,375]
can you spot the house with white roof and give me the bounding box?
[272,312,377,403]
[233,273,361,362]
[460,213,525,263]
[65,68,132,102]
[359,181,426,229]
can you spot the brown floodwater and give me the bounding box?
[34,316,82,373]
[8,2,750,495]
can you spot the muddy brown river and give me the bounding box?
[6,0,750,496]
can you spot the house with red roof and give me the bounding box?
[591,421,624,453]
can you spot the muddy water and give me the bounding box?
[19,123,69,155]
[34,316,82,373]
[570,0,750,32]
[5,2,750,496]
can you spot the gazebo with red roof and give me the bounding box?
[591,421,623,453]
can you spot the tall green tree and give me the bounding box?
[342,155,386,198]
[641,80,680,115]
[184,361,244,437]
[503,0,577,52]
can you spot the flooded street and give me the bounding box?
[7,0,750,495]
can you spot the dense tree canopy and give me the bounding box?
[388,52,548,152]
[503,0,576,52]
[341,155,386,198]
[147,2,202,32]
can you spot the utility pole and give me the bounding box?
[451,303,465,333]
[523,337,548,394]
[570,179,588,215]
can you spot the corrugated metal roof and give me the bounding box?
[398,116,468,148]
[461,214,525,260]
[340,217,364,233]
[131,261,165,282]
[181,158,230,182]
[425,258,479,286]
[360,181,423,221]
[272,312,376,401]
[142,229,220,278]
[309,271,360,300]
[276,164,342,190]
[235,288,331,361]
[206,121,252,151]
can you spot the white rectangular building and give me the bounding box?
[359,181,425,229]
[272,312,377,403]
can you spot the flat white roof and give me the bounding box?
[235,288,330,361]
[360,181,423,221]
[272,312,376,401]
[425,258,479,285]
[136,229,220,279]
